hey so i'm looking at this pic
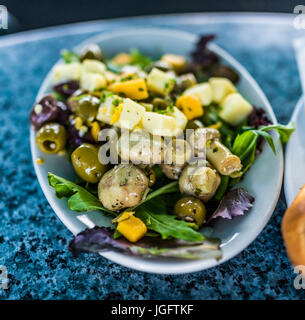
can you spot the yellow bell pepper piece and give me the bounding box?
[109,79,149,100]
[176,94,203,120]
[116,212,147,243]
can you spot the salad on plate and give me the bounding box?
[30,35,294,260]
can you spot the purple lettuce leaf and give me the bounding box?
[69,226,222,260]
[208,188,255,222]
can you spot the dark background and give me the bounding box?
[1,0,302,33]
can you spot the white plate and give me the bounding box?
[284,96,305,206]
[30,28,283,274]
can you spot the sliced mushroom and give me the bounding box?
[161,139,192,180]
[189,127,242,176]
[117,130,164,165]
[98,164,149,211]
[179,161,221,202]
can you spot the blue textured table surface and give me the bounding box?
[0,13,305,300]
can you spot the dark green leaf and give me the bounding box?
[48,172,114,214]
[260,122,295,144]
[135,202,204,242]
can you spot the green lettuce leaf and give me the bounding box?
[48,172,114,214]
[135,201,204,242]
[230,122,294,185]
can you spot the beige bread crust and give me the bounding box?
[282,185,305,266]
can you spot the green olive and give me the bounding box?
[36,122,67,154]
[146,60,172,73]
[68,94,100,121]
[186,119,204,130]
[152,98,169,110]
[174,196,206,226]
[211,65,239,84]
[78,44,105,62]
[71,143,106,183]
[175,73,197,93]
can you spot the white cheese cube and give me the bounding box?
[96,94,122,124]
[184,83,212,106]
[219,93,253,126]
[168,107,187,130]
[52,62,81,83]
[80,72,107,91]
[209,77,237,104]
[147,68,175,96]
[142,112,178,136]
[81,59,106,75]
[116,98,146,130]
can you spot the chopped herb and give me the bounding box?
[61,50,79,63]
[112,98,120,107]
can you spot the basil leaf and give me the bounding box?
[48,172,114,214]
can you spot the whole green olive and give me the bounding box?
[152,98,169,110]
[175,73,197,93]
[186,119,204,130]
[174,196,206,226]
[36,122,67,154]
[71,143,106,183]
[146,60,172,73]
[68,94,100,121]
[78,44,105,62]
[211,65,239,84]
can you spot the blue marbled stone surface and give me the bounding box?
[0,13,305,300]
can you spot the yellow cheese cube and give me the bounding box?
[161,54,186,72]
[147,68,175,96]
[52,62,82,83]
[117,215,147,243]
[90,122,101,142]
[116,98,146,130]
[219,93,253,126]
[112,53,132,65]
[80,72,107,91]
[209,77,237,104]
[109,79,149,100]
[142,112,178,136]
[81,59,106,75]
[184,83,212,106]
[176,95,203,120]
[96,94,123,124]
